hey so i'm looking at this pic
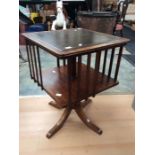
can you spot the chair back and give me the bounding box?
[117,0,129,24]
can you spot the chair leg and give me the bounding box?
[75,105,102,135]
[46,107,71,138]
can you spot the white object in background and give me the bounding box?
[19,5,30,18]
[51,0,67,30]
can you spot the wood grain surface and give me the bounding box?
[19,94,135,155]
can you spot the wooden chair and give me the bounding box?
[113,0,129,36]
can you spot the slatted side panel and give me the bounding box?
[25,43,123,106]
[25,39,43,90]
[88,46,123,96]
[73,46,123,104]
[100,46,123,81]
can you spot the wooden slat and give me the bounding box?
[32,45,39,85]
[63,59,66,66]
[77,55,82,103]
[102,49,108,77]
[26,40,33,79]
[107,48,115,80]
[93,51,101,96]
[67,58,72,108]
[29,44,35,81]
[36,46,43,90]
[114,46,123,81]
[86,53,91,99]
[57,58,60,67]
[70,57,76,79]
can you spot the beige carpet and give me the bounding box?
[19,95,135,155]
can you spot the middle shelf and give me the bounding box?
[42,63,118,108]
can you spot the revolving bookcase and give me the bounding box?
[23,28,129,138]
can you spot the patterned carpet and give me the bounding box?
[122,26,135,66]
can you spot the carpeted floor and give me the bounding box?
[120,26,135,66]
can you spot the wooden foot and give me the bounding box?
[46,107,71,138]
[48,100,64,109]
[80,98,92,108]
[75,105,102,135]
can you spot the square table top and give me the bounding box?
[22,28,129,58]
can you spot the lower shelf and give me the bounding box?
[42,63,118,108]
